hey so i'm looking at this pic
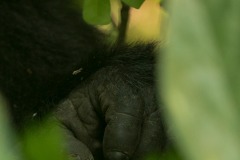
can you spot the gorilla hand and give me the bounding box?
[55,66,166,160]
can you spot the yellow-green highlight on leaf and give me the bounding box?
[83,0,111,25]
[121,0,145,9]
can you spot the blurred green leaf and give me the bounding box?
[21,119,67,160]
[83,0,111,25]
[0,96,20,160]
[121,0,145,9]
[160,0,240,160]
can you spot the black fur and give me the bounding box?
[0,0,156,129]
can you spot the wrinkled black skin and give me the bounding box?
[0,0,167,160]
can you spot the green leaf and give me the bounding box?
[83,0,111,25]
[0,96,20,160]
[121,0,145,9]
[160,0,240,160]
[22,119,68,160]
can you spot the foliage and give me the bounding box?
[121,0,145,9]
[160,0,240,160]
[82,0,111,25]
[0,101,67,160]
[80,0,146,25]
[0,96,20,160]
[21,119,68,160]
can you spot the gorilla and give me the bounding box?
[0,0,167,159]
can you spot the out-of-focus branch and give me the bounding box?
[117,2,130,44]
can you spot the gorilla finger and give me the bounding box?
[55,99,101,155]
[55,99,91,143]
[133,110,167,159]
[103,113,142,160]
[59,125,94,160]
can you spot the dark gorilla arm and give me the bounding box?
[0,0,167,159]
